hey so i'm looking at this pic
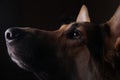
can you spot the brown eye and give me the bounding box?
[73,30,82,39]
[67,29,82,39]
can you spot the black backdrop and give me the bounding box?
[0,0,119,80]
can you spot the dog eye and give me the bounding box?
[73,30,82,39]
[68,30,82,39]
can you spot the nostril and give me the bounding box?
[6,31,13,40]
[5,28,24,40]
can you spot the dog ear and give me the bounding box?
[76,5,90,22]
[107,6,120,37]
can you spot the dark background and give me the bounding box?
[0,0,119,80]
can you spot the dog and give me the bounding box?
[4,5,120,80]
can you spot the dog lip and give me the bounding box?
[9,52,17,59]
[9,53,30,70]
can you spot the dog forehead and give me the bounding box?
[67,22,98,31]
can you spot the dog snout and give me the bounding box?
[5,27,25,41]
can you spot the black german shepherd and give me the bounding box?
[5,5,120,80]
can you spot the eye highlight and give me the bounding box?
[67,30,82,39]
[73,30,82,39]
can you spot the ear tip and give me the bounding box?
[107,5,120,24]
[81,5,87,9]
[76,4,90,22]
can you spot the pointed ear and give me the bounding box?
[107,6,120,37]
[76,5,91,22]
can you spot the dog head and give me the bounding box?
[5,5,120,80]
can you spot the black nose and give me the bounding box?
[5,27,24,40]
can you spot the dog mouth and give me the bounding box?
[10,53,26,68]
[8,51,32,71]
[4,27,33,71]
